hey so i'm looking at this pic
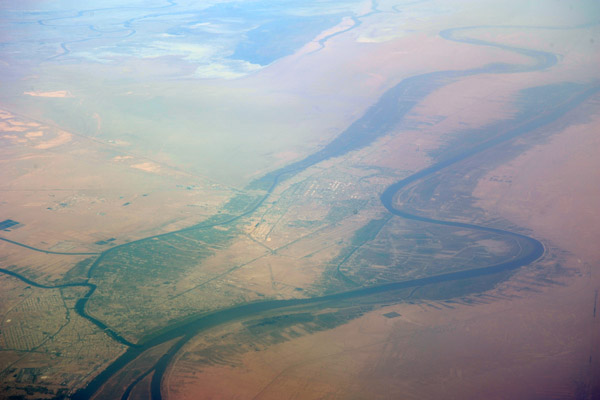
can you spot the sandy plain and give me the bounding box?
[161,3,600,399]
[165,265,597,400]
[0,109,232,266]
[1,0,598,398]
[164,94,600,400]
[0,0,538,189]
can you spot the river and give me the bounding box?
[1,24,597,400]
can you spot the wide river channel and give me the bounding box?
[1,24,598,400]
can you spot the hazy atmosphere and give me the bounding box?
[1,0,599,399]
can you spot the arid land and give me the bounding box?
[0,0,599,399]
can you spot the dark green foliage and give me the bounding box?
[244,313,315,333]
[412,270,513,300]
[222,193,264,214]
[351,217,390,246]
[324,199,368,224]
[64,257,96,283]
[287,219,321,228]
[182,226,236,245]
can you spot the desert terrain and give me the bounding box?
[0,0,598,399]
